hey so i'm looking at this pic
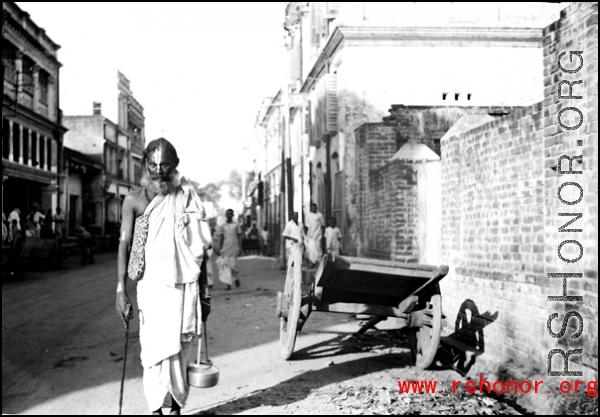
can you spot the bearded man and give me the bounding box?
[116,138,212,415]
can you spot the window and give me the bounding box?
[117,149,126,180]
[21,56,35,95]
[39,136,45,169]
[3,43,16,83]
[22,128,29,165]
[39,70,49,103]
[47,139,53,171]
[3,119,10,160]
[31,132,38,166]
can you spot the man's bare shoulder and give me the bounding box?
[127,187,146,201]
[123,188,149,216]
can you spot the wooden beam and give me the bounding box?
[335,256,437,272]
[314,302,410,319]
[398,295,419,314]
[328,257,436,279]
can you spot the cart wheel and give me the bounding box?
[279,246,302,360]
[408,294,442,369]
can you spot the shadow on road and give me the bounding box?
[292,328,412,361]
[192,352,413,415]
[191,328,415,415]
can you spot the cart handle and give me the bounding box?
[407,265,449,298]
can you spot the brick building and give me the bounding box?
[2,1,66,222]
[439,2,598,379]
[256,2,564,259]
[353,2,598,387]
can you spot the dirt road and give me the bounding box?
[2,252,516,415]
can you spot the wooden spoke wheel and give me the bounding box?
[408,294,442,369]
[279,246,302,360]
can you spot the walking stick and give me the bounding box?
[119,304,132,415]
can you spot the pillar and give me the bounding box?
[7,120,14,162]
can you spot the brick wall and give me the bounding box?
[441,2,598,375]
[365,159,419,262]
[355,107,510,261]
[355,124,397,257]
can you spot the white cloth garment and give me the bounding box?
[135,175,211,410]
[216,255,237,286]
[305,211,325,264]
[282,220,304,266]
[325,226,342,255]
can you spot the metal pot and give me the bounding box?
[188,359,220,388]
[187,322,220,388]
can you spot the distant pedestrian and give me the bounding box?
[29,205,45,238]
[248,223,259,240]
[305,203,325,268]
[215,209,243,290]
[8,219,20,243]
[41,209,54,238]
[74,226,95,265]
[24,219,34,238]
[324,217,343,260]
[53,207,65,240]
[8,208,21,231]
[282,211,304,266]
[260,225,269,256]
[206,225,219,288]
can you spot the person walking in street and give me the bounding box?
[206,225,219,289]
[53,207,65,240]
[115,138,212,415]
[29,206,45,238]
[260,225,269,256]
[305,203,325,268]
[215,208,243,290]
[324,217,343,260]
[248,223,259,241]
[282,211,304,267]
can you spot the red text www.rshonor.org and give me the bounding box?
[398,376,598,397]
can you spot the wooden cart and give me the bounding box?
[276,247,449,369]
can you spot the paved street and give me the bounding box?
[3,252,528,415]
[0,252,408,415]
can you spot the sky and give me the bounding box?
[16,2,287,185]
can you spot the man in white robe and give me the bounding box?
[214,209,243,290]
[305,203,325,267]
[282,211,304,267]
[116,138,212,415]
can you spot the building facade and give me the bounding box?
[62,73,145,236]
[255,95,285,257]
[260,1,599,399]
[256,2,565,257]
[2,1,65,222]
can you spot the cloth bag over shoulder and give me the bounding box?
[127,193,165,281]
